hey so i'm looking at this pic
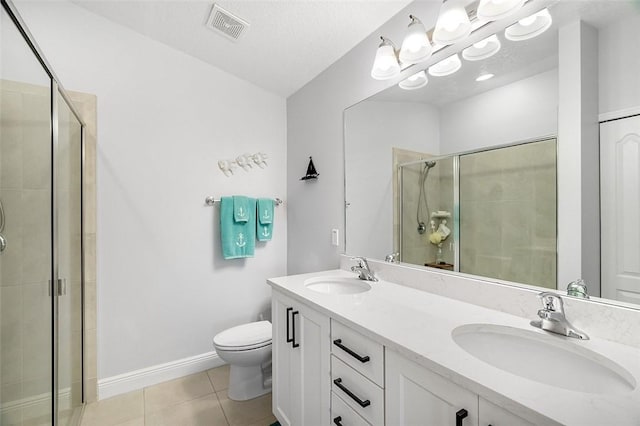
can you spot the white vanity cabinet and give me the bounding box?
[385,350,478,426]
[478,398,535,426]
[272,290,330,426]
[330,319,385,425]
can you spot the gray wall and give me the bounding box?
[286,1,442,274]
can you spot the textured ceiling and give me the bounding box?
[70,0,414,97]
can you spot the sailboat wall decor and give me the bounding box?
[300,156,320,180]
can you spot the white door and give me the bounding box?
[601,116,640,304]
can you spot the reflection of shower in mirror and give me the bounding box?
[416,160,437,234]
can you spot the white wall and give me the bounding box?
[15,0,287,382]
[344,101,440,260]
[599,14,640,115]
[439,69,558,153]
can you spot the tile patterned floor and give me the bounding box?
[80,365,276,426]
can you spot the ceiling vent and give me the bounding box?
[206,4,249,42]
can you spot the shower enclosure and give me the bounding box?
[1,1,85,424]
[399,138,557,289]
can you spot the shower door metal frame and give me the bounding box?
[2,1,87,424]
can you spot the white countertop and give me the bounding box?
[267,269,640,426]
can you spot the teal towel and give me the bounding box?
[220,196,256,259]
[256,198,274,241]
[233,196,250,223]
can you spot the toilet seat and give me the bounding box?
[214,320,272,351]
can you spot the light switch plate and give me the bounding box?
[331,229,339,246]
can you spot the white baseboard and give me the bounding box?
[98,350,225,400]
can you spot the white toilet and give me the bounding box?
[213,320,272,401]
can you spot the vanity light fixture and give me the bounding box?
[462,34,501,61]
[371,36,401,80]
[477,0,525,22]
[399,70,429,90]
[476,73,494,81]
[433,0,472,45]
[428,54,462,77]
[505,8,552,41]
[399,15,433,65]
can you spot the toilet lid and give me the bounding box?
[214,320,272,349]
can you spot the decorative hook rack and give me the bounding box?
[219,152,268,177]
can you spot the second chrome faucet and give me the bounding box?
[530,292,589,340]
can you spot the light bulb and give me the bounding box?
[371,37,401,80]
[399,70,428,90]
[473,39,489,49]
[463,35,501,61]
[477,0,525,22]
[505,8,552,41]
[519,15,537,26]
[433,0,471,45]
[399,15,433,65]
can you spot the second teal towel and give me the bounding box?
[257,198,274,241]
[220,196,256,259]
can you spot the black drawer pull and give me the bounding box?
[456,409,468,426]
[333,378,370,408]
[286,307,293,343]
[333,339,370,363]
[333,416,343,426]
[291,310,300,348]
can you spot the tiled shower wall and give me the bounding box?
[0,80,54,424]
[459,139,557,289]
[0,80,97,425]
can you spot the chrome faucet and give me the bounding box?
[350,257,378,282]
[567,279,589,299]
[385,252,400,263]
[530,292,589,340]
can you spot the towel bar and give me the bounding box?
[205,196,283,207]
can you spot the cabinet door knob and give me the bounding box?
[333,339,370,363]
[456,408,468,426]
[333,416,343,426]
[333,378,370,408]
[286,307,293,343]
[291,310,300,348]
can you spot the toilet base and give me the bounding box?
[228,363,272,401]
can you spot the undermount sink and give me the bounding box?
[304,276,371,295]
[452,324,636,395]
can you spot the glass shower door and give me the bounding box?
[1,7,54,425]
[55,91,83,425]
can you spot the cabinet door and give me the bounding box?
[272,290,331,426]
[272,291,296,426]
[386,350,478,426]
[479,398,535,426]
[297,302,331,425]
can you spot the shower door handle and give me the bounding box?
[57,278,67,296]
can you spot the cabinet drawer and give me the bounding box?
[331,392,371,426]
[331,355,384,425]
[331,320,384,386]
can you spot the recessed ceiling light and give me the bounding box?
[476,73,494,82]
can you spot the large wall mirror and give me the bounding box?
[344,0,640,309]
